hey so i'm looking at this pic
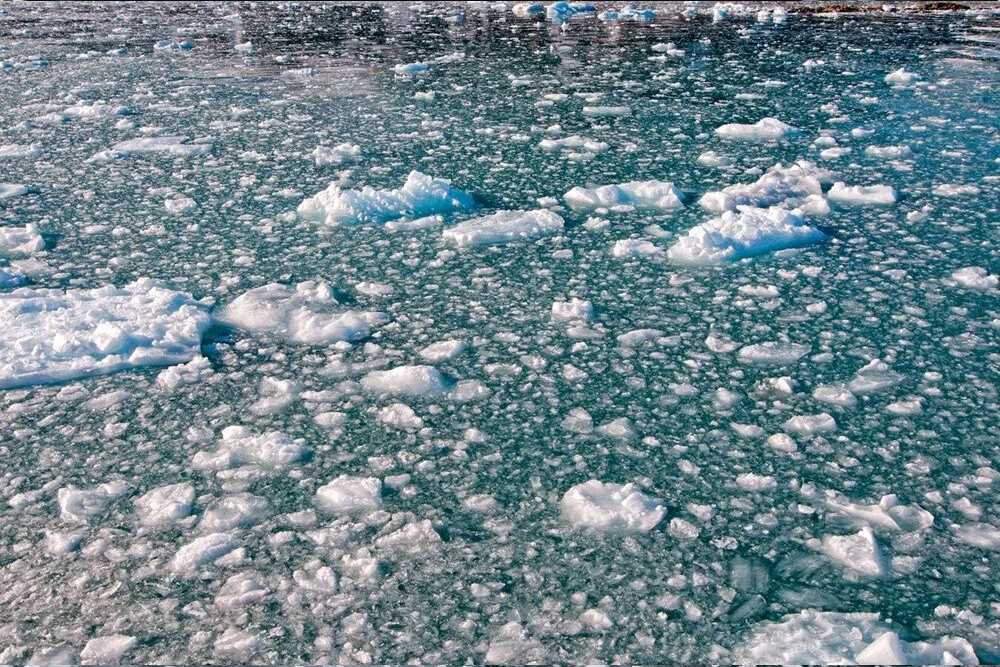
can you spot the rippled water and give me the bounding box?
[1,2,998,664]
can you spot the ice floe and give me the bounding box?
[950,266,997,290]
[442,209,564,247]
[90,136,212,160]
[316,476,383,513]
[668,207,826,264]
[192,426,308,472]
[714,117,800,141]
[560,480,666,532]
[564,180,684,211]
[827,182,898,205]
[698,161,835,213]
[0,224,45,257]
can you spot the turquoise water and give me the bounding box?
[1,2,998,664]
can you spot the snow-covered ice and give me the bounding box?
[442,209,564,247]
[668,207,826,264]
[560,480,666,532]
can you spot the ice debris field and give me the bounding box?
[1,0,999,664]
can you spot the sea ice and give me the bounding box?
[698,161,835,212]
[170,532,241,573]
[951,266,997,290]
[551,298,594,324]
[0,224,45,256]
[90,136,212,160]
[134,482,195,526]
[0,279,211,389]
[442,209,564,247]
[298,171,475,226]
[360,364,451,397]
[714,117,800,141]
[827,182,898,205]
[820,527,887,577]
[311,143,360,166]
[737,341,810,365]
[560,480,666,532]
[57,481,128,523]
[612,238,664,258]
[668,207,826,264]
[0,183,28,200]
[564,180,684,211]
[316,476,383,513]
[192,426,308,472]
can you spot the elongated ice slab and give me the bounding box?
[735,610,978,665]
[668,206,826,264]
[0,183,29,200]
[220,281,386,345]
[714,117,800,141]
[298,170,474,226]
[827,182,898,205]
[90,136,211,161]
[442,209,564,247]
[0,279,211,389]
[698,161,835,212]
[560,480,666,532]
[0,224,45,257]
[360,365,451,398]
[316,476,383,513]
[564,180,684,211]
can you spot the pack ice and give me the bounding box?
[668,206,826,264]
[563,180,685,211]
[0,279,211,389]
[297,171,475,226]
[560,480,666,532]
[442,209,564,246]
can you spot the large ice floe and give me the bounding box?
[89,136,212,161]
[442,209,564,246]
[734,610,979,665]
[219,281,387,345]
[668,206,826,264]
[0,279,211,389]
[297,170,475,226]
[714,117,801,141]
[0,224,45,257]
[560,480,666,532]
[698,161,836,213]
[563,180,685,211]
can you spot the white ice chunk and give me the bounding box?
[0,143,42,159]
[0,224,45,257]
[57,481,128,523]
[420,339,468,362]
[80,635,137,665]
[612,238,664,258]
[782,413,837,436]
[698,161,835,212]
[360,364,451,398]
[298,170,474,226]
[560,480,666,532]
[90,136,211,161]
[714,117,800,141]
[668,207,826,264]
[953,523,1000,551]
[564,180,684,211]
[134,482,195,526]
[378,402,424,429]
[885,68,919,88]
[0,183,29,201]
[551,298,594,324]
[192,426,308,471]
[848,359,904,395]
[826,492,934,534]
[220,281,385,345]
[737,341,810,365]
[442,209,564,247]
[170,532,241,573]
[311,143,360,166]
[199,493,269,532]
[821,527,887,577]
[316,476,383,513]
[0,279,210,389]
[951,267,997,290]
[827,182,898,205]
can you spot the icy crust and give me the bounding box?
[714,117,800,141]
[0,279,211,389]
[442,209,564,247]
[698,161,836,213]
[90,136,212,161]
[563,180,685,211]
[220,281,387,345]
[560,480,666,532]
[297,170,475,226]
[0,224,45,257]
[668,206,826,264]
[734,610,978,665]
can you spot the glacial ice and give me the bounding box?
[564,180,684,211]
[714,117,800,141]
[668,207,826,264]
[298,170,475,226]
[0,224,45,257]
[442,209,564,247]
[90,136,212,160]
[316,476,383,514]
[560,480,666,532]
[827,182,898,206]
[0,279,211,389]
[698,161,835,213]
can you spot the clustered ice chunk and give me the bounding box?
[316,476,383,514]
[220,281,387,345]
[0,279,212,389]
[668,206,826,264]
[360,365,451,398]
[297,170,475,226]
[714,117,800,141]
[134,482,195,526]
[951,266,997,290]
[563,180,685,211]
[57,481,129,523]
[827,182,898,205]
[0,223,45,257]
[551,298,594,324]
[560,480,666,532]
[698,161,835,213]
[192,426,309,472]
[311,143,360,166]
[90,136,212,161]
[734,610,978,665]
[0,183,29,201]
[0,143,42,159]
[442,209,564,247]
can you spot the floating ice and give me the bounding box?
[0,183,28,200]
[311,143,360,165]
[192,426,308,472]
[156,355,213,391]
[668,207,826,264]
[714,117,800,141]
[57,481,128,523]
[564,180,684,211]
[865,144,912,159]
[316,476,383,513]
[782,413,837,436]
[90,136,211,160]
[485,622,547,665]
[220,281,386,345]
[419,339,469,362]
[933,183,981,197]
[885,67,920,87]
[737,341,810,365]
[951,266,997,290]
[560,480,666,532]
[0,279,211,389]
[582,105,631,117]
[164,196,196,214]
[735,610,978,665]
[170,532,241,573]
[384,214,444,232]
[134,482,195,526]
[298,170,475,226]
[0,224,45,256]
[80,635,137,665]
[698,161,835,213]
[62,100,131,119]
[820,527,887,577]
[551,298,594,324]
[826,492,934,534]
[827,182,898,206]
[379,402,424,429]
[539,135,609,154]
[393,62,428,75]
[512,3,545,17]
[442,209,564,247]
[360,364,451,398]
[200,493,269,532]
[953,523,1000,551]
[0,143,41,159]
[154,40,193,51]
[612,238,664,258]
[848,359,904,395]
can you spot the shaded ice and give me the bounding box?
[698,161,835,213]
[0,183,29,200]
[442,209,564,247]
[820,527,888,577]
[220,281,386,345]
[0,279,211,389]
[668,207,826,264]
[560,480,666,532]
[298,170,474,226]
[0,224,45,257]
